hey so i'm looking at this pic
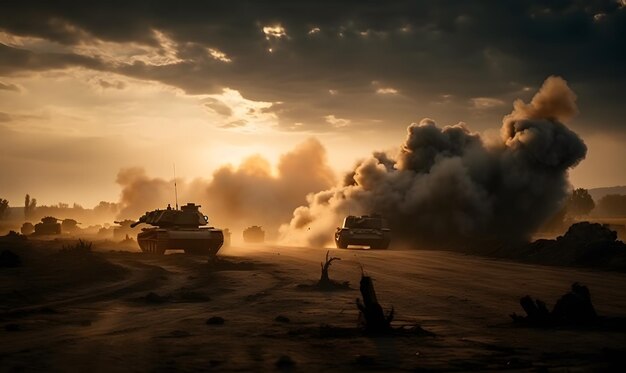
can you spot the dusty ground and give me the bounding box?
[1,241,626,372]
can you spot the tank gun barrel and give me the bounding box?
[129,221,141,228]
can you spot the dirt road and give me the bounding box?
[1,244,625,371]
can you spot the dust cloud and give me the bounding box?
[116,138,336,238]
[280,77,587,247]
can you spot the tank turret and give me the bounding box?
[131,203,223,256]
[130,203,208,228]
[33,216,61,236]
[112,219,139,240]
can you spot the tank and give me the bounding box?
[61,218,81,234]
[335,215,391,249]
[33,216,62,236]
[113,219,139,241]
[20,222,34,235]
[223,228,232,247]
[130,203,223,255]
[243,226,265,243]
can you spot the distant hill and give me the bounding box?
[588,186,626,202]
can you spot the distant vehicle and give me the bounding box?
[335,215,391,249]
[130,203,224,256]
[33,216,62,236]
[113,219,139,241]
[223,228,232,247]
[20,222,34,235]
[61,218,81,234]
[243,226,265,243]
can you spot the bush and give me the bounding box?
[60,239,93,254]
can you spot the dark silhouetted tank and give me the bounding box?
[61,218,81,234]
[113,219,139,241]
[33,216,62,235]
[223,228,232,247]
[335,215,391,249]
[130,203,223,255]
[20,222,34,235]
[243,226,265,243]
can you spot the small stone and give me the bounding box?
[275,355,295,369]
[354,354,376,366]
[206,316,225,325]
[144,292,168,304]
[0,250,21,268]
[5,323,21,332]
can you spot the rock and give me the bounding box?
[354,354,376,366]
[206,316,225,325]
[511,282,598,326]
[0,250,21,268]
[5,323,21,332]
[275,355,295,369]
[144,292,168,304]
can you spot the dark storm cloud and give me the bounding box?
[0,0,624,133]
[0,43,105,75]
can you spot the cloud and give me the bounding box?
[470,97,505,109]
[98,79,126,89]
[203,97,233,116]
[0,1,624,142]
[280,76,587,248]
[324,114,350,128]
[206,47,232,63]
[0,1,624,135]
[263,25,287,39]
[219,119,247,128]
[376,87,399,95]
[0,81,19,91]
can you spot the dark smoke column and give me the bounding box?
[281,76,587,248]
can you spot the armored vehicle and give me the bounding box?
[20,222,34,235]
[130,203,224,255]
[113,219,139,241]
[223,228,232,247]
[335,215,391,249]
[243,225,265,243]
[33,216,62,236]
[61,218,81,234]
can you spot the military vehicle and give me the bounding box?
[223,228,232,247]
[33,216,62,236]
[20,222,34,235]
[61,218,81,234]
[335,215,391,249]
[243,226,265,243]
[113,219,139,241]
[130,203,223,255]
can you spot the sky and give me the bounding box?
[1,0,625,207]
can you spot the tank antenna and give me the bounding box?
[173,163,179,210]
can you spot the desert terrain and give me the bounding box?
[2,240,625,372]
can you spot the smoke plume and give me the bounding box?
[280,76,587,247]
[116,138,336,238]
